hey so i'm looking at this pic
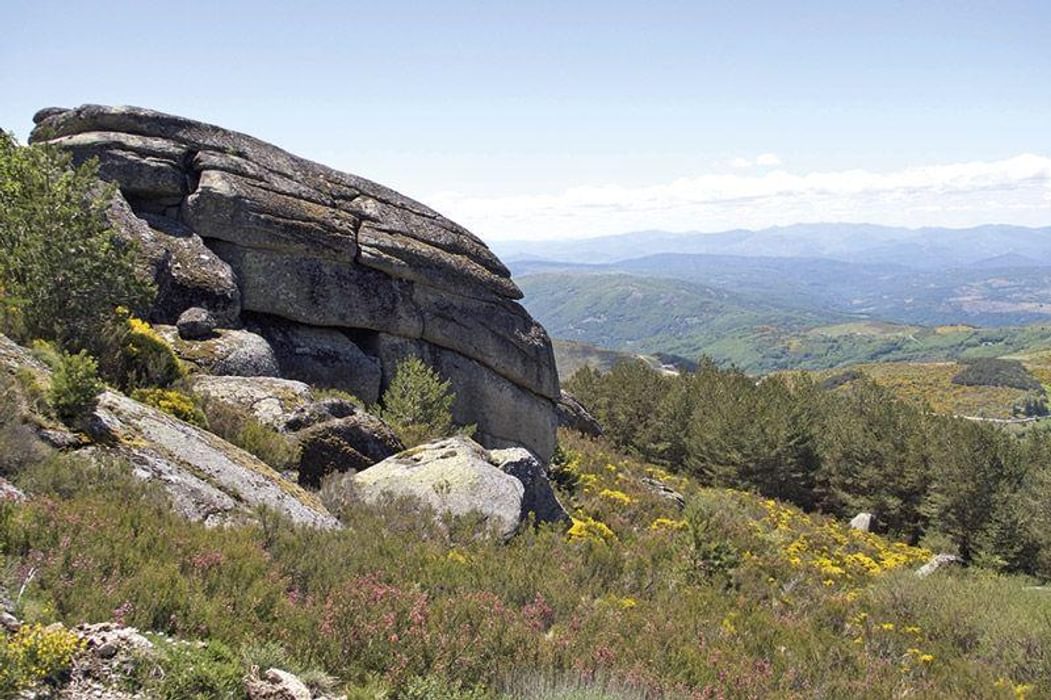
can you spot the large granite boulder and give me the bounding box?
[155,325,281,377]
[295,413,403,488]
[31,105,560,461]
[350,436,567,539]
[187,375,314,429]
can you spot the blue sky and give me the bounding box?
[3,0,1049,239]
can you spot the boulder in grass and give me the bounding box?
[351,436,566,540]
[850,512,874,533]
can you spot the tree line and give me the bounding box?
[566,359,1051,578]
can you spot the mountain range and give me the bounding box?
[499,224,1051,373]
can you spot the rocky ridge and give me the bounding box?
[30,105,559,461]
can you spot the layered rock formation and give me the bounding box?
[30,105,559,460]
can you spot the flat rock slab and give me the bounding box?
[92,391,339,528]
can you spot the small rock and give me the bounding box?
[850,512,874,533]
[640,476,686,511]
[0,476,25,503]
[489,447,569,525]
[0,611,21,632]
[245,667,312,700]
[95,641,119,659]
[176,306,217,340]
[916,553,962,578]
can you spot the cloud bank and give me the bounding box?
[428,154,1051,241]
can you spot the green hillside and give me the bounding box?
[520,273,1051,374]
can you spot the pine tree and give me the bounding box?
[378,356,457,447]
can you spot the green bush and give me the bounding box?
[377,356,457,447]
[145,639,243,700]
[0,132,153,354]
[47,350,104,422]
[107,312,184,390]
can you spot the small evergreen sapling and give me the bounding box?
[378,357,457,447]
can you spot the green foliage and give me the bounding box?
[952,357,1044,392]
[378,356,457,447]
[131,388,208,427]
[399,675,488,700]
[144,639,243,700]
[197,397,300,472]
[105,312,184,390]
[1013,391,1049,417]
[46,350,103,422]
[0,132,153,354]
[569,358,1051,576]
[684,493,741,586]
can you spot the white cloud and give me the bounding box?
[428,154,1051,241]
[726,153,781,169]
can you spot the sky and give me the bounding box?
[3,0,1049,240]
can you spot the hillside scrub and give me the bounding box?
[1,428,1048,698]
[566,359,1051,577]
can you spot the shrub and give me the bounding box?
[47,350,104,422]
[131,388,208,428]
[103,310,183,391]
[144,639,243,700]
[197,397,300,472]
[0,623,84,696]
[377,356,456,447]
[0,132,153,354]
[952,358,1044,392]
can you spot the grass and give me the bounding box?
[1,423,1049,698]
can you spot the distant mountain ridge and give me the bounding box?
[507,223,1051,373]
[493,223,1051,269]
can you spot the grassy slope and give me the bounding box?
[813,362,1032,419]
[2,429,1049,698]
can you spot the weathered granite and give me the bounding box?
[351,437,565,540]
[31,104,560,460]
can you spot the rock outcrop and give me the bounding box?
[351,436,567,539]
[0,333,337,529]
[850,512,875,533]
[31,105,559,461]
[556,390,603,437]
[188,374,403,486]
[915,553,962,578]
